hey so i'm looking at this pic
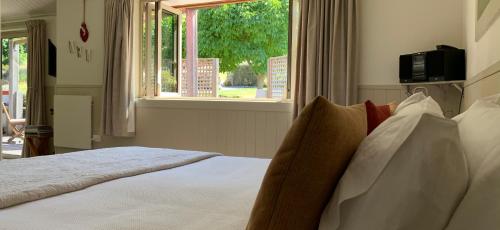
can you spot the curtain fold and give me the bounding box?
[293,0,359,118]
[102,0,136,137]
[22,20,48,158]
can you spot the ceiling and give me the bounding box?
[1,0,56,21]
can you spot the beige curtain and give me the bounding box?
[102,0,135,137]
[293,0,359,118]
[22,20,48,158]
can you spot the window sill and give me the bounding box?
[136,97,293,112]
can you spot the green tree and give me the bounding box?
[197,0,289,88]
[2,40,9,70]
[2,38,28,80]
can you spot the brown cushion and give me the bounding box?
[246,96,367,230]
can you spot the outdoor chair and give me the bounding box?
[2,103,26,143]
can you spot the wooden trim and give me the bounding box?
[171,0,255,10]
[465,59,500,87]
[161,2,184,15]
[155,2,162,96]
[0,31,28,39]
[55,84,103,89]
[358,84,404,90]
[137,98,293,112]
[286,0,293,99]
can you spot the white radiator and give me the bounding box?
[54,95,92,149]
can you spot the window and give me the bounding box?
[141,0,290,100]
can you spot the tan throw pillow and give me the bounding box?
[246,96,367,230]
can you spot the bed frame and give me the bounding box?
[463,60,500,109]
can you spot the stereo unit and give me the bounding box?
[399,45,465,83]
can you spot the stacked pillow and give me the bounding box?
[319,92,469,230]
[247,97,368,230]
[445,94,500,230]
[364,100,397,134]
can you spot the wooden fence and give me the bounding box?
[267,56,288,99]
[181,57,287,99]
[181,58,219,97]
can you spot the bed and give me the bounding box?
[1,69,499,230]
[0,147,270,230]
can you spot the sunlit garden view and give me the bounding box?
[1,38,28,96]
[159,0,289,99]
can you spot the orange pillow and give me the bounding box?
[365,100,394,134]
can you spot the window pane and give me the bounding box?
[160,11,179,93]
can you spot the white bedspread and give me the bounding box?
[0,147,220,210]
[0,154,270,230]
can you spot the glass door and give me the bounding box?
[1,37,28,130]
[1,35,28,156]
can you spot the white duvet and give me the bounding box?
[0,148,270,230]
[0,147,220,209]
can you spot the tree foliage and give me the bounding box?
[197,0,289,76]
[2,39,28,80]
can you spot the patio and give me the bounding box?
[2,136,23,159]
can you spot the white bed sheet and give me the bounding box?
[0,156,270,230]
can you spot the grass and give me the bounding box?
[219,87,264,99]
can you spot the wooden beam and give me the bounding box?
[155,2,162,96]
[186,9,199,97]
[171,0,255,10]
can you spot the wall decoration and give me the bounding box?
[67,40,93,63]
[476,0,500,40]
[80,0,90,42]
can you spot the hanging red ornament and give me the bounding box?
[80,0,89,42]
[80,23,89,42]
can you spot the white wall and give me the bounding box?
[464,0,500,78]
[359,0,464,85]
[56,0,104,86]
[54,0,292,158]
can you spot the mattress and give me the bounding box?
[0,156,270,230]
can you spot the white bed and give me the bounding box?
[0,148,270,230]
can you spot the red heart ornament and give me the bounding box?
[80,22,89,42]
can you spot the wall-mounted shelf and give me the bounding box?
[400,80,465,86]
[401,80,465,94]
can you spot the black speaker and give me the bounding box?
[426,49,465,81]
[399,54,413,83]
[425,50,445,81]
[399,46,466,83]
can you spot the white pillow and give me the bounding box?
[453,100,500,176]
[453,93,500,122]
[446,100,500,230]
[394,92,444,118]
[481,93,500,104]
[319,96,468,230]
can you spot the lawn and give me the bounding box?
[219,87,266,99]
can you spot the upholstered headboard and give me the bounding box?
[463,61,500,109]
